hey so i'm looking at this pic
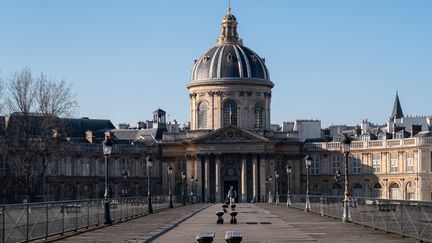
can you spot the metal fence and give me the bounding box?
[272,194,432,242]
[0,196,178,243]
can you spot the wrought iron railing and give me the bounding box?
[271,194,432,242]
[0,195,179,243]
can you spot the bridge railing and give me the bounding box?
[0,195,179,243]
[274,194,432,242]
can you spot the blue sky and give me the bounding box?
[1,1,431,127]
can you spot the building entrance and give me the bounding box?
[223,180,239,203]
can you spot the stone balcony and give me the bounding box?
[304,137,432,152]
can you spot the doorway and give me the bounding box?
[223,180,239,203]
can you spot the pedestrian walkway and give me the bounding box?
[54,203,415,243]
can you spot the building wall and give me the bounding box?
[304,137,432,200]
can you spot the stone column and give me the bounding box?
[241,156,247,202]
[252,155,258,202]
[204,156,210,202]
[259,155,267,202]
[196,156,203,202]
[215,156,221,202]
[186,155,195,197]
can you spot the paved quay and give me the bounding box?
[54,203,415,243]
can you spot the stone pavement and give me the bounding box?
[54,203,415,243]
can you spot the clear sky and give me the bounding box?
[1,0,431,128]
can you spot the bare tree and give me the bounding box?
[1,67,78,202]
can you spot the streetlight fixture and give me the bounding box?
[305,155,312,212]
[167,166,173,208]
[181,171,186,206]
[146,156,153,214]
[286,165,292,207]
[275,171,280,205]
[341,134,352,222]
[102,136,113,224]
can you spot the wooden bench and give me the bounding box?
[196,231,215,243]
[225,231,242,243]
[216,211,224,224]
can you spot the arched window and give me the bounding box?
[223,100,237,126]
[372,183,382,198]
[352,183,364,197]
[332,183,343,196]
[198,102,208,129]
[389,183,400,199]
[253,102,264,129]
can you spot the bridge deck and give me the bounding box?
[55,203,414,243]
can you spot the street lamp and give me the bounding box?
[146,156,153,214]
[334,168,341,196]
[275,171,280,205]
[305,155,312,212]
[341,134,352,222]
[122,170,128,197]
[190,176,195,204]
[181,171,186,206]
[167,166,173,208]
[268,176,273,204]
[286,165,292,207]
[102,136,113,224]
[265,177,269,202]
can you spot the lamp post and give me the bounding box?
[275,171,280,205]
[305,155,312,212]
[121,170,128,197]
[268,176,273,204]
[265,177,269,202]
[181,171,186,206]
[341,134,352,222]
[146,156,153,214]
[168,166,173,208]
[286,165,292,207]
[102,136,113,224]
[190,176,195,204]
[334,168,341,196]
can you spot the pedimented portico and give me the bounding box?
[161,125,302,203]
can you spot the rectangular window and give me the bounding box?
[311,156,320,175]
[390,153,398,173]
[352,155,361,174]
[406,152,414,172]
[331,154,341,174]
[372,153,381,173]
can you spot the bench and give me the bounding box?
[196,231,215,243]
[216,211,224,224]
[229,211,237,224]
[225,231,242,243]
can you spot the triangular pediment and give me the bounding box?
[191,125,270,144]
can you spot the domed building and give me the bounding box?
[188,7,274,131]
[158,7,303,203]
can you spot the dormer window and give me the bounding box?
[227,53,233,61]
[203,56,210,63]
[250,55,257,62]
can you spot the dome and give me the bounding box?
[188,8,273,88]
